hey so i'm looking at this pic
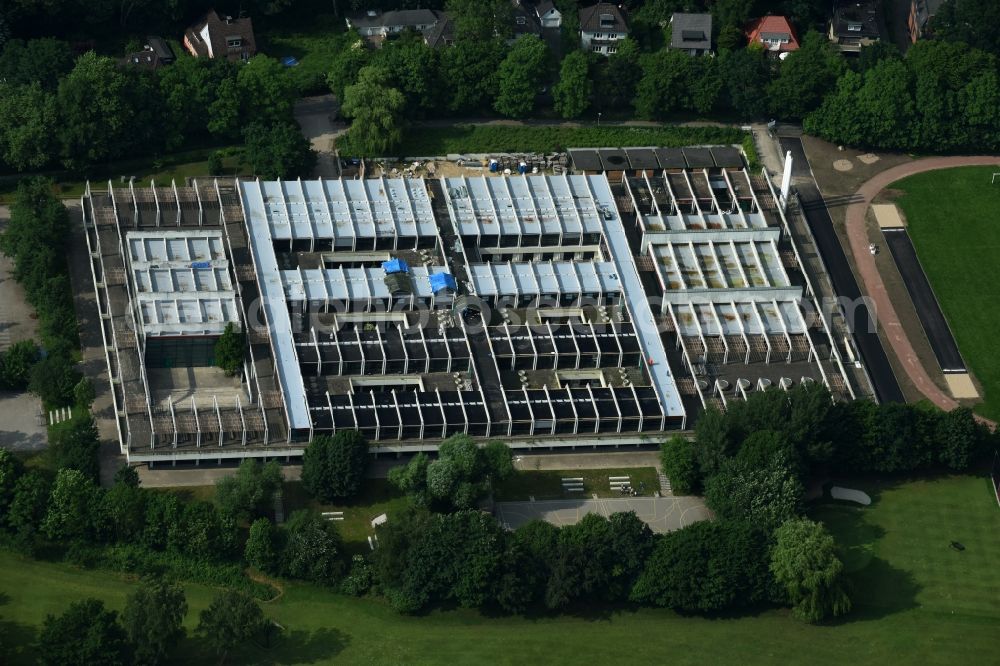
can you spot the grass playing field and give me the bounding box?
[1,474,996,665]
[892,166,1000,421]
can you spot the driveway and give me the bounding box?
[496,496,712,534]
[294,94,345,179]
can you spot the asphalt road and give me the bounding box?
[882,229,966,372]
[779,137,905,403]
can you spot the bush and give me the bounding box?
[244,517,282,574]
[73,377,95,408]
[38,598,129,666]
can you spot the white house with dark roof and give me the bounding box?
[579,3,628,55]
[535,0,562,29]
[346,8,442,46]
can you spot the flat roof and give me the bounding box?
[567,148,603,172]
[599,203,686,420]
[282,266,453,302]
[468,261,621,297]
[240,181,312,431]
[242,178,438,243]
[444,174,614,237]
[127,230,240,337]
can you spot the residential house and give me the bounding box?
[745,15,799,56]
[183,10,256,61]
[908,0,944,43]
[828,0,882,53]
[535,1,562,29]
[423,13,456,49]
[512,1,543,41]
[124,36,176,69]
[346,9,442,47]
[579,3,629,55]
[670,13,712,56]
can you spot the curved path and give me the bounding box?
[844,156,1000,424]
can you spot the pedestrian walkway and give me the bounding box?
[844,156,1000,425]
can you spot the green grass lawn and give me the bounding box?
[282,479,408,555]
[338,124,748,158]
[494,467,661,501]
[892,166,1000,420]
[256,16,348,96]
[2,474,997,664]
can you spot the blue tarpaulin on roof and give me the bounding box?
[429,272,457,293]
[382,258,410,274]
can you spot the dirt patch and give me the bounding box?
[833,159,854,171]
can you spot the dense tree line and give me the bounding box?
[806,40,1000,152]
[36,579,269,665]
[662,384,994,501]
[0,178,81,406]
[0,45,313,178]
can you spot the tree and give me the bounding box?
[214,322,244,376]
[215,459,283,522]
[692,406,737,478]
[936,407,988,470]
[39,598,130,666]
[721,47,771,119]
[301,430,370,502]
[594,38,641,115]
[448,0,513,42]
[553,50,592,119]
[56,52,134,168]
[245,518,282,573]
[340,66,406,157]
[99,479,147,544]
[660,435,699,495]
[0,82,58,171]
[6,470,50,535]
[389,435,511,511]
[0,448,24,514]
[441,38,501,113]
[196,590,268,660]
[0,38,75,89]
[122,579,187,666]
[168,501,238,560]
[494,35,549,118]
[236,55,295,126]
[704,452,803,533]
[771,518,852,622]
[930,0,1000,57]
[113,464,140,488]
[29,353,81,407]
[73,377,95,408]
[631,520,770,612]
[767,31,844,120]
[48,414,100,481]
[42,468,98,542]
[374,33,442,117]
[244,121,316,179]
[282,509,346,583]
[327,33,370,100]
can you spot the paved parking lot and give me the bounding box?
[496,496,712,534]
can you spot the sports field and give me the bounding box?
[892,166,1000,421]
[1,474,997,665]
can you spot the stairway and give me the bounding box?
[658,470,673,496]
